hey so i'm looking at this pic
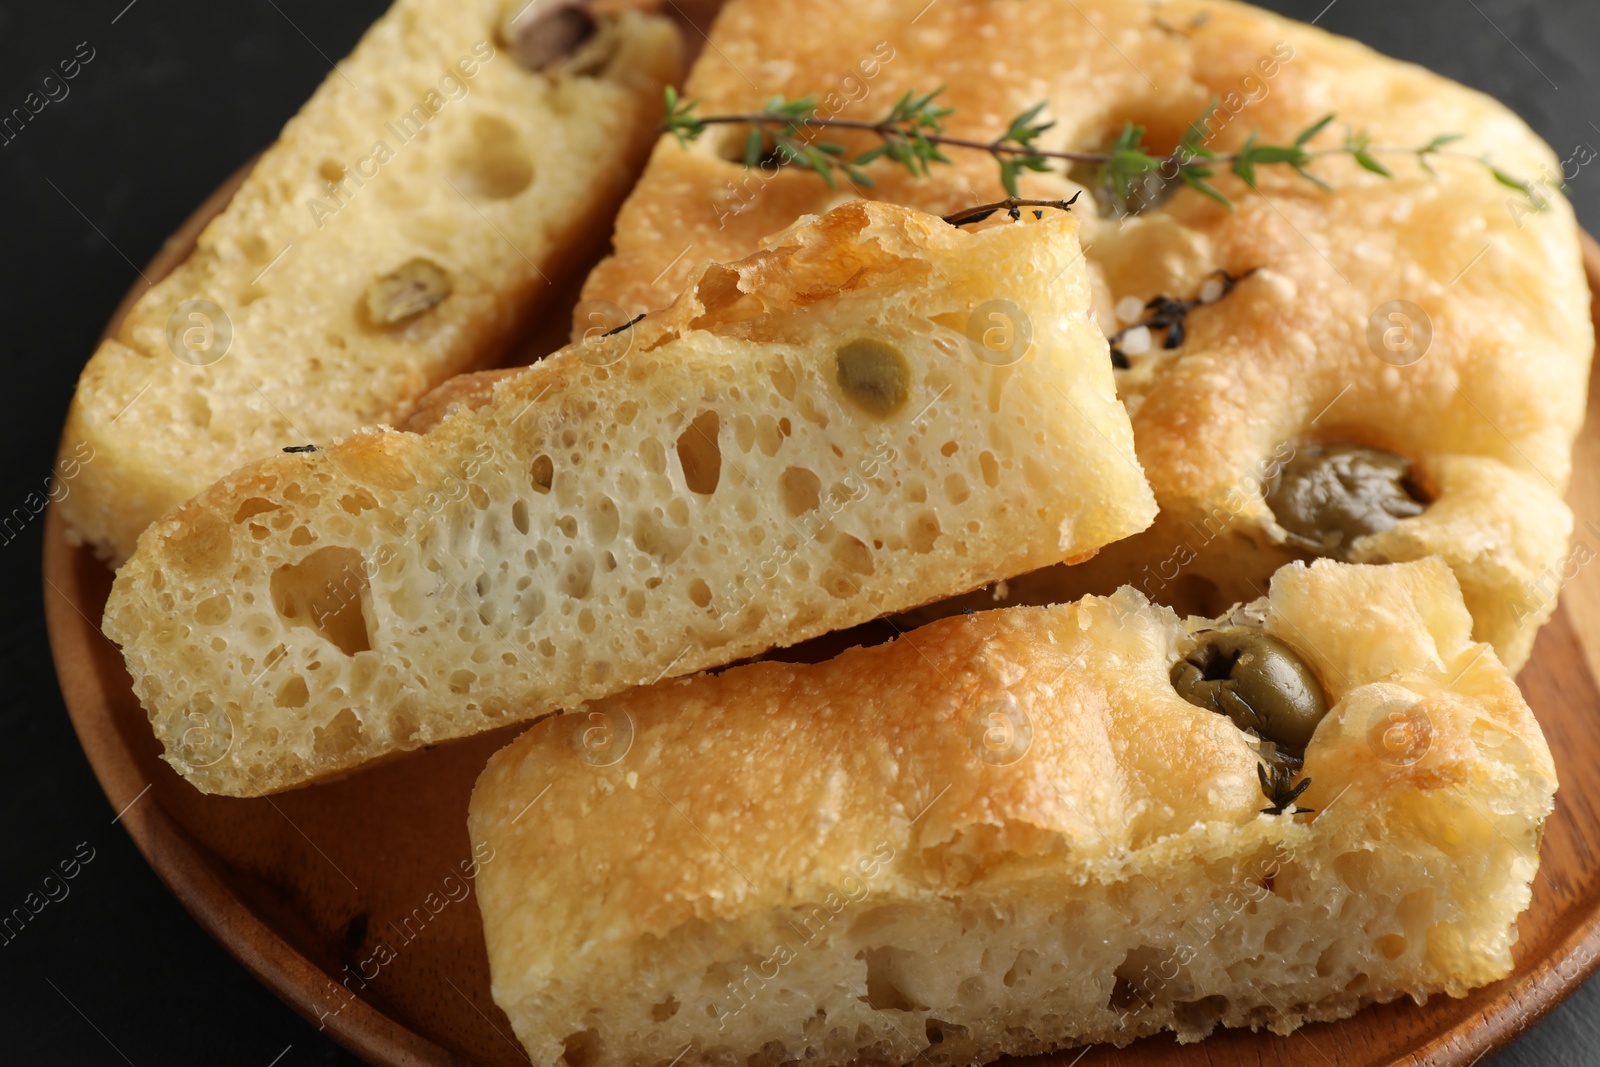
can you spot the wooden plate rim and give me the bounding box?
[41,151,1600,1066]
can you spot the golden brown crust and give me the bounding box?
[577,0,1593,669]
[397,368,525,433]
[475,555,1552,952]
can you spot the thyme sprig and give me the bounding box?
[661,87,1535,211]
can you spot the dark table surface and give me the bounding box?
[3,1,1598,1064]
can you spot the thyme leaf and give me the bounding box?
[1258,761,1314,816]
[1107,268,1256,369]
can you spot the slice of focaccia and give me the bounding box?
[102,200,1157,796]
[468,557,1555,1066]
[58,0,681,565]
[577,0,1592,671]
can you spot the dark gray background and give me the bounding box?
[1,1,1595,1064]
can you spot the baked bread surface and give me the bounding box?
[59,0,682,564]
[577,0,1593,670]
[102,200,1156,796]
[469,557,1555,1065]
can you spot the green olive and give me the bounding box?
[1171,628,1329,754]
[1265,443,1427,559]
[835,339,910,417]
[366,258,452,325]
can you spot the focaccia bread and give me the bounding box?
[577,0,1592,670]
[469,557,1556,1066]
[102,200,1156,796]
[58,0,681,565]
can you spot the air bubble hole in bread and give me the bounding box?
[103,200,1156,796]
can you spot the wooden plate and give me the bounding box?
[40,38,1600,1067]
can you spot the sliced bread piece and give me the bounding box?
[468,557,1555,1065]
[102,200,1157,796]
[59,0,681,565]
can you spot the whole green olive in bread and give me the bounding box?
[1171,627,1329,753]
[1266,444,1428,559]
